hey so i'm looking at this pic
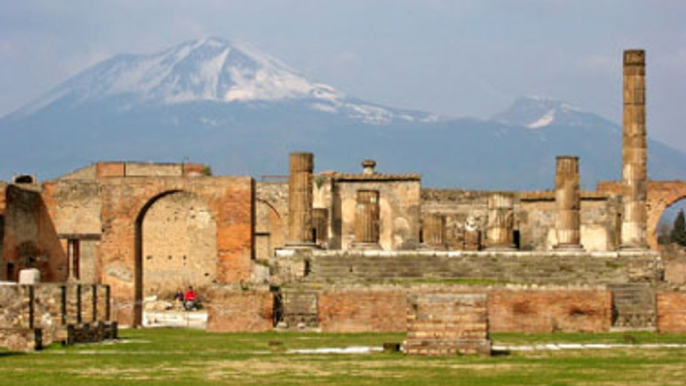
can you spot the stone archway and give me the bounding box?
[134,190,218,325]
[99,176,254,327]
[647,181,686,250]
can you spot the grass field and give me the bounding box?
[1,329,685,385]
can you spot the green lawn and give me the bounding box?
[1,329,685,385]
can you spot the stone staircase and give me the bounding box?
[610,283,656,331]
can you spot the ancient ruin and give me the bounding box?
[2,49,686,352]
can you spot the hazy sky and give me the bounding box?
[1,1,685,148]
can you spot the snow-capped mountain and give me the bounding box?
[491,96,616,130]
[1,38,686,189]
[8,38,436,126]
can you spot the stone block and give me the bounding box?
[0,328,42,352]
[19,269,40,284]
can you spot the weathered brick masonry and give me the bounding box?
[656,292,686,333]
[205,286,274,332]
[311,286,612,333]
[405,293,490,356]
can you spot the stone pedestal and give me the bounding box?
[422,214,447,250]
[555,156,584,250]
[405,293,491,356]
[620,49,648,250]
[353,190,381,249]
[486,193,515,250]
[287,152,316,248]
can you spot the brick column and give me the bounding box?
[555,156,583,250]
[353,190,381,249]
[486,193,515,250]
[422,214,446,249]
[621,49,648,250]
[287,152,316,248]
[312,208,328,248]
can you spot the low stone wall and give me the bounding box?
[0,283,114,351]
[489,289,612,333]
[318,290,407,332]
[205,286,274,332]
[304,250,660,285]
[307,286,614,334]
[0,328,41,351]
[656,292,686,333]
[405,293,490,356]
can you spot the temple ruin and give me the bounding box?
[2,49,686,352]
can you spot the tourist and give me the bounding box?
[184,286,198,311]
[173,288,184,310]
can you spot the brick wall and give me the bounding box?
[318,290,407,332]
[489,289,612,333]
[205,286,274,332]
[2,185,65,282]
[98,176,253,326]
[309,286,613,333]
[656,292,686,333]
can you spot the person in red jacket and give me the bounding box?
[184,286,198,311]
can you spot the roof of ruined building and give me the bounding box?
[332,172,421,182]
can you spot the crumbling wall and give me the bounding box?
[422,189,621,251]
[2,185,64,282]
[99,176,253,326]
[255,182,288,261]
[41,180,102,283]
[333,177,421,250]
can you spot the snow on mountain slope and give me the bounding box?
[8,38,437,125]
[491,96,610,129]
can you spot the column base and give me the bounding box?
[619,244,649,251]
[484,244,517,252]
[351,242,382,251]
[554,244,585,251]
[420,243,448,251]
[285,242,318,250]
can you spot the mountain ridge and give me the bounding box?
[1,38,685,190]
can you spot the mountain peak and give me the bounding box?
[491,96,584,129]
[9,38,438,125]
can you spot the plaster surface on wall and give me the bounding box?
[142,192,217,298]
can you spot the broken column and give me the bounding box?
[287,152,316,248]
[621,49,648,250]
[312,208,328,248]
[353,190,381,249]
[422,214,447,249]
[555,156,583,250]
[486,192,515,250]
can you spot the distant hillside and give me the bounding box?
[1,38,685,190]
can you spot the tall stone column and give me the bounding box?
[312,208,329,248]
[486,193,515,250]
[354,190,381,249]
[422,214,447,249]
[287,152,315,248]
[554,156,583,250]
[621,49,648,250]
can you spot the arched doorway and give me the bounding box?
[655,198,686,247]
[134,191,217,325]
